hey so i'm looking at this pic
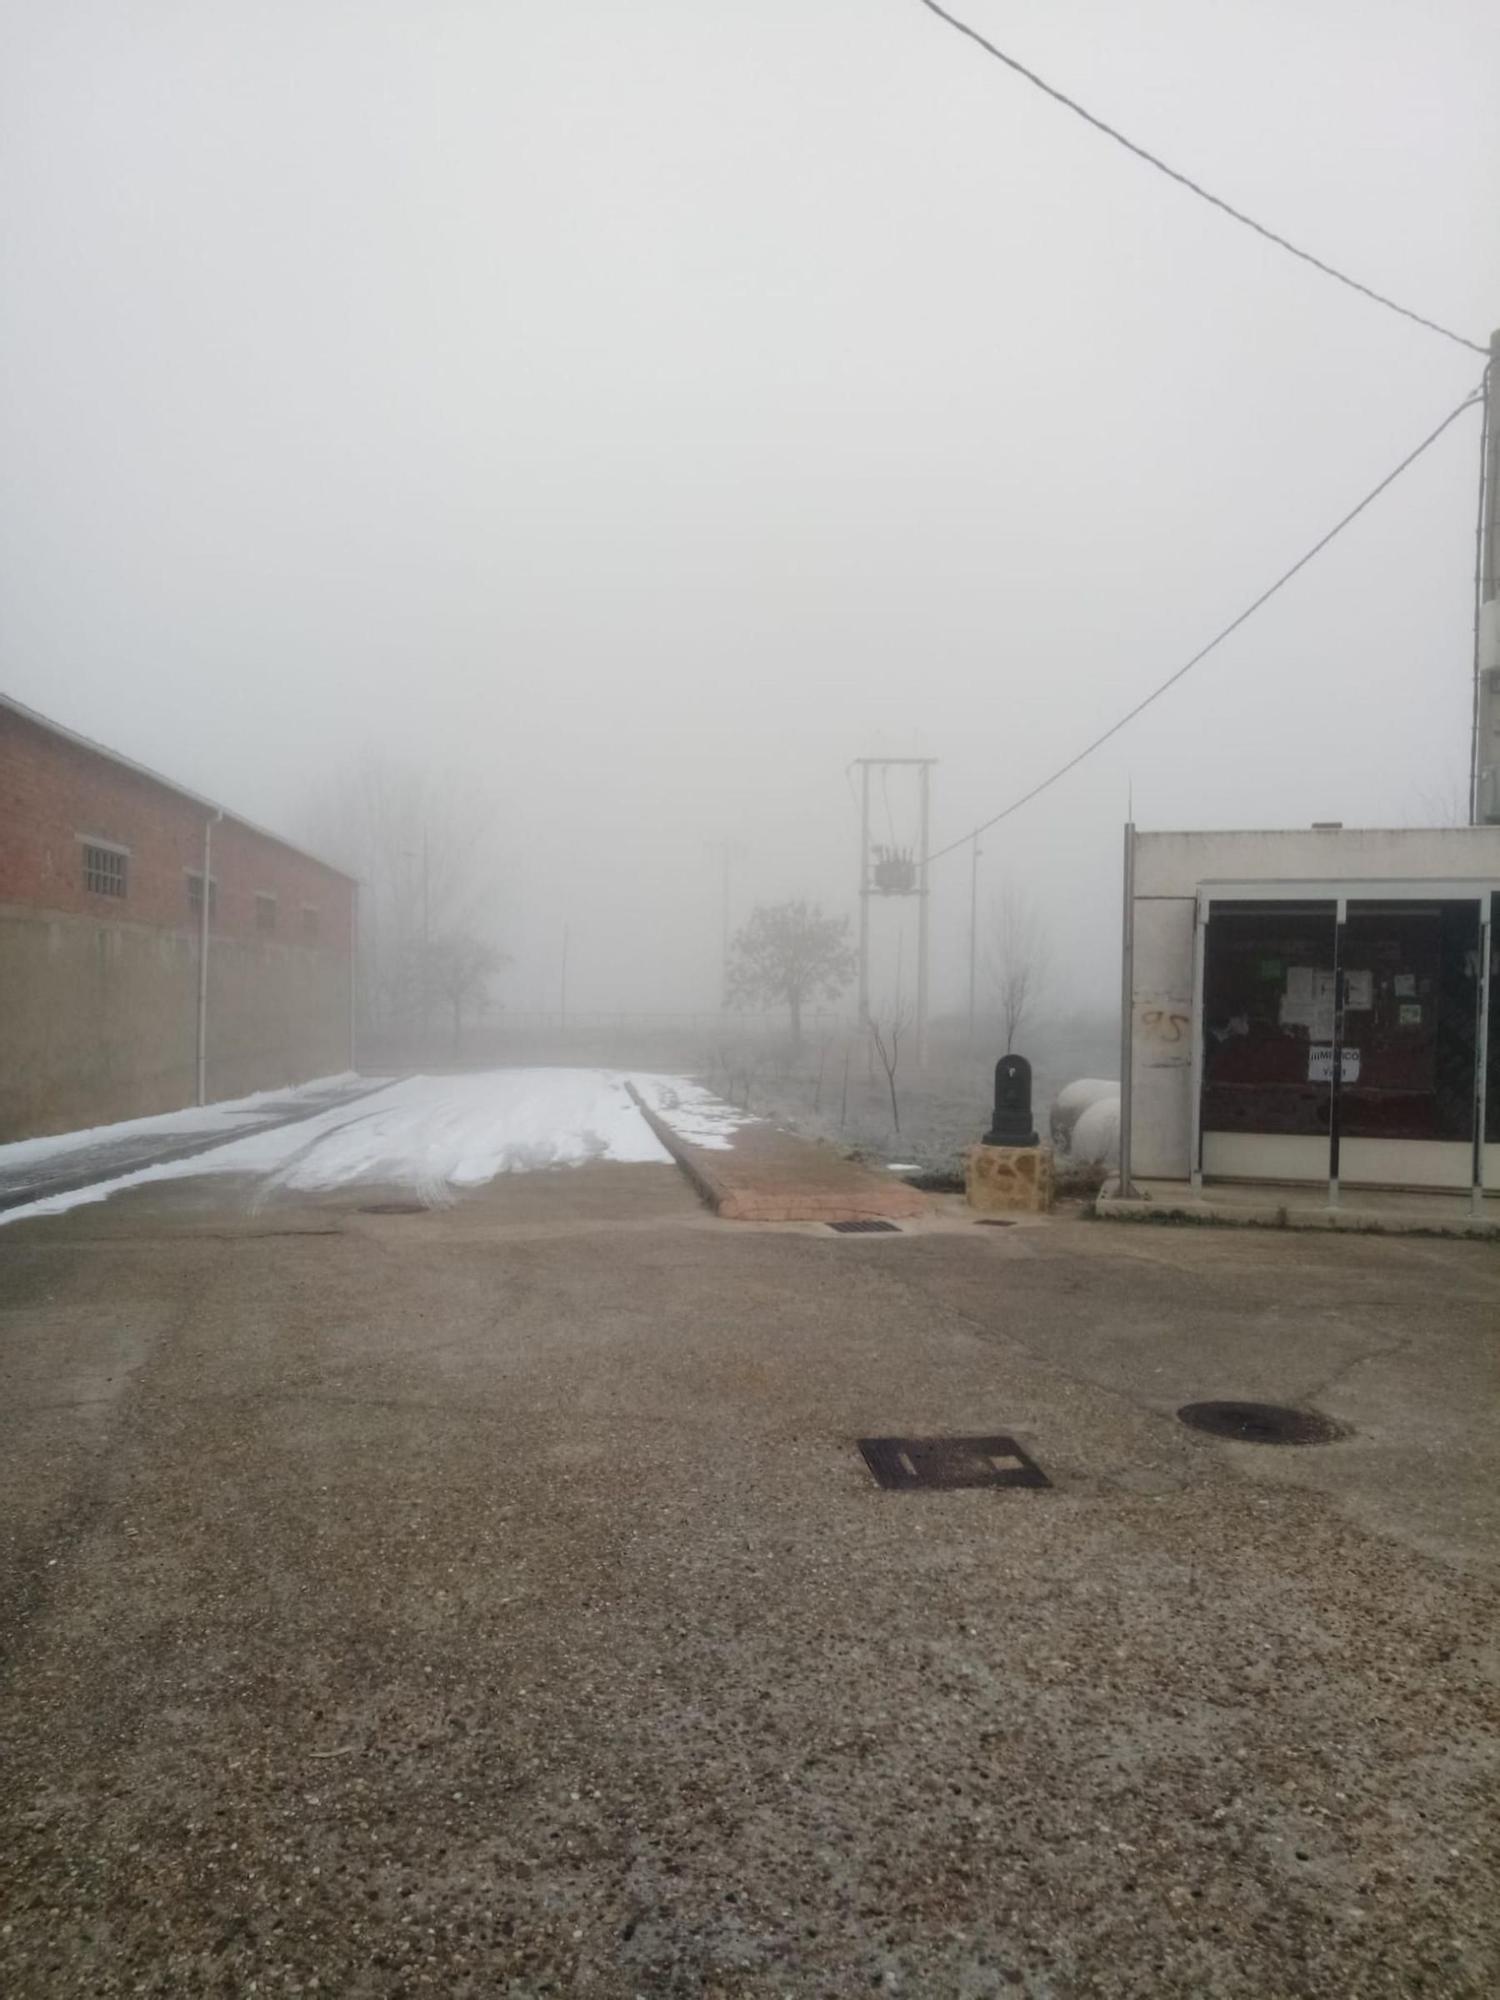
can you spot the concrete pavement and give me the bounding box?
[1,1161,1497,1996]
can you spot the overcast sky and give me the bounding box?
[2,0,1496,1015]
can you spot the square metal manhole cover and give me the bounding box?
[827,1218,901,1234]
[858,1435,1050,1491]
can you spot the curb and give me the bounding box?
[627,1083,927,1225]
[626,1084,728,1213]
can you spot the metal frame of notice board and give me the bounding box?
[1189,877,1498,1213]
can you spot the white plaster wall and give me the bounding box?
[1128,827,1500,1185]
[1130,894,1196,1178]
[1134,826,1500,897]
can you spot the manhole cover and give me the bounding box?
[360,1200,428,1216]
[1177,1401,1348,1446]
[975,1217,1016,1228]
[828,1218,901,1234]
[858,1435,1050,1491]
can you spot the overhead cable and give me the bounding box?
[913,0,1487,359]
[926,386,1485,865]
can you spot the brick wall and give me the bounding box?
[0,703,356,1140]
[0,705,353,949]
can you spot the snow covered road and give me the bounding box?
[0,1069,749,1227]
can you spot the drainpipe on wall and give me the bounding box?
[349,882,359,1073]
[196,811,222,1106]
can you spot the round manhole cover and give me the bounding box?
[1178,1401,1348,1446]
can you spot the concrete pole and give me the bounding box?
[421,825,431,1045]
[195,811,221,1106]
[1475,332,1500,823]
[857,762,871,1031]
[1483,331,1500,603]
[915,760,931,1070]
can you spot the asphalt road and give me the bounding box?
[1,1162,1497,1997]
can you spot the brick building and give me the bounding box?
[0,691,357,1141]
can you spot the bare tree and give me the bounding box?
[1408,775,1471,828]
[303,755,507,1049]
[987,884,1050,1055]
[425,934,508,1054]
[726,900,855,1045]
[869,1009,909,1139]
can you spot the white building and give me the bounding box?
[1121,826,1500,1199]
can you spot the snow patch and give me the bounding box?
[0,1069,683,1226]
[0,1071,365,1174]
[629,1074,755,1152]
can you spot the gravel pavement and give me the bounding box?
[1,1164,1497,1997]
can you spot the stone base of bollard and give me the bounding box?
[965,1142,1055,1215]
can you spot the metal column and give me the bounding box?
[1117,823,1139,1198]
[1327,898,1347,1209]
[348,882,359,1072]
[1188,893,1207,1193]
[1473,899,1492,1217]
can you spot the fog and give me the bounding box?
[3,0,1497,1020]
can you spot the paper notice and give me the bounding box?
[1344,969,1373,1011]
[1308,1045,1361,1083]
[1285,966,1315,1003]
[1394,973,1416,998]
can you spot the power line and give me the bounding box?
[913,0,1487,359]
[927,386,1485,865]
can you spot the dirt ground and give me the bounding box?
[1,1160,1497,1997]
[693,1015,1120,1176]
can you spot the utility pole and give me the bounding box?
[1476,330,1500,823]
[852,756,936,1063]
[421,826,431,1042]
[857,763,871,1031]
[915,759,931,1070]
[967,833,982,1045]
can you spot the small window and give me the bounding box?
[301,904,320,941]
[187,872,218,920]
[83,843,128,898]
[255,891,277,934]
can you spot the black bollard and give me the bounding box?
[984,1053,1039,1147]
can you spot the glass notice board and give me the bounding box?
[1201,898,1484,1145]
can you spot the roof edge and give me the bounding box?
[0,689,359,884]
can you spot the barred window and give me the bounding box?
[255,891,277,934]
[187,872,218,920]
[301,903,320,941]
[83,843,128,898]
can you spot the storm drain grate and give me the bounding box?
[360,1200,428,1216]
[1177,1401,1348,1446]
[858,1435,1050,1491]
[827,1218,901,1234]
